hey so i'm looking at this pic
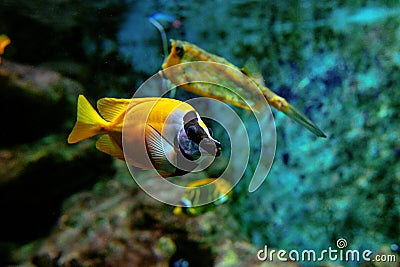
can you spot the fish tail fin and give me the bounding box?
[68,95,108,144]
[262,87,327,138]
[283,103,327,138]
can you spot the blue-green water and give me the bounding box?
[0,1,399,266]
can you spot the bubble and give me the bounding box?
[122,62,276,206]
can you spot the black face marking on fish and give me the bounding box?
[175,44,184,58]
[184,118,208,144]
[178,111,222,160]
[177,127,201,160]
[183,111,207,144]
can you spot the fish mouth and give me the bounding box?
[199,138,222,157]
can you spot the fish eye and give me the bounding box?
[186,125,197,139]
[175,45,184,57]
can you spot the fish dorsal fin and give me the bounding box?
[96,134,124,160]
[146,125,175,175]
[98,97,164,122]
[242,57,265,87]
[97,98,131,122]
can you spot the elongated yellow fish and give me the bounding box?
[68,95,221,177]
[161,39,326,138]
[173,178,232,216]
[0,34,11,64]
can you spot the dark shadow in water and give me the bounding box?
[169,237,214,267]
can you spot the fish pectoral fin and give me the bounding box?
[96,134,124,160]
[242,57,265,87]
[146,125,176,174]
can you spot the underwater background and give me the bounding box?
[0,0,399,266]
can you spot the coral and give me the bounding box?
[0,60,115,265]
[11,166,303,267]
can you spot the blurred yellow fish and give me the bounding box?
[173,178,232,216]
[0,34,11,64]
[68,95,221,177]
[161,40,326,138]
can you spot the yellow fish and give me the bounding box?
[68,95,221,177]
[0,34,11,63]
[161,39,326,138]
[173,178,232,216]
